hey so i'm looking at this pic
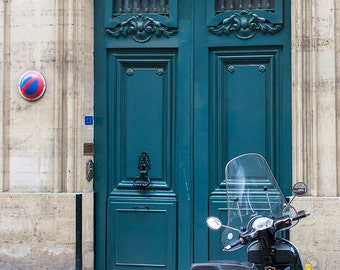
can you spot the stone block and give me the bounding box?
[0,193,93,269]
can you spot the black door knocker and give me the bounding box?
[133,151,151,189]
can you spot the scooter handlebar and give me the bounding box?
[222,212,310,252]
[292,211,311,221]
[223,238,245,251]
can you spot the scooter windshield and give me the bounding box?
[222,153,288,250]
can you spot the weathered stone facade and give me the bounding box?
[0,0,339,269]
[0,0,94,269]
[290,1,340,269]
[0,193,93,269]
[291,197,340,269]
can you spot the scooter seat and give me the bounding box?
[190,260,259,270]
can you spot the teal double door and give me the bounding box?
[94,1,291,269]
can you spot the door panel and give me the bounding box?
[106,50,179,269]
[107,198,176,269]
[108,50,176,192]
[210,48,280,172]
[207,48,282,261]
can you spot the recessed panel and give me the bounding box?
[224,64,268,155]
[107,198,177,270]
[209,49,279,189]
[108,51,177,192]
[124,67,165,180]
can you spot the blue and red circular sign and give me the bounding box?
[18,70,46,101]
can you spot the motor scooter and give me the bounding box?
[190,153,310,270]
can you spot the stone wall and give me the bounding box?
[291,1,340,269]
[0,193,93,270]
[290,197,340,269]
[0,0,94,193]
[0,0,94,269]
[292,0,340,197]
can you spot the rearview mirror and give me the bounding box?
[292,182,308,197]
[206,216,222,230]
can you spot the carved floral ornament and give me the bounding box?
[106,14,178,43]
[208,10,283,40]
[106,11,283,42]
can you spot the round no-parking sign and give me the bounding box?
[18,70,46,101]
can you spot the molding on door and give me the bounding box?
[208,10,283,40]
[106,14,179,43]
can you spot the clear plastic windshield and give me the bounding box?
[222,153,288,250]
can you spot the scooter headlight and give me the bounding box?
[252,217,273,231]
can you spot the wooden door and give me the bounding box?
[94,1,291,269]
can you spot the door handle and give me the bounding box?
[133,152,151,189]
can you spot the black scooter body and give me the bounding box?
[248,238,304,270]
[190,238,303,270]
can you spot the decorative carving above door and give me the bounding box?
[105,0,178,42]
[106,14,178,43]
[208,0,283,39]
